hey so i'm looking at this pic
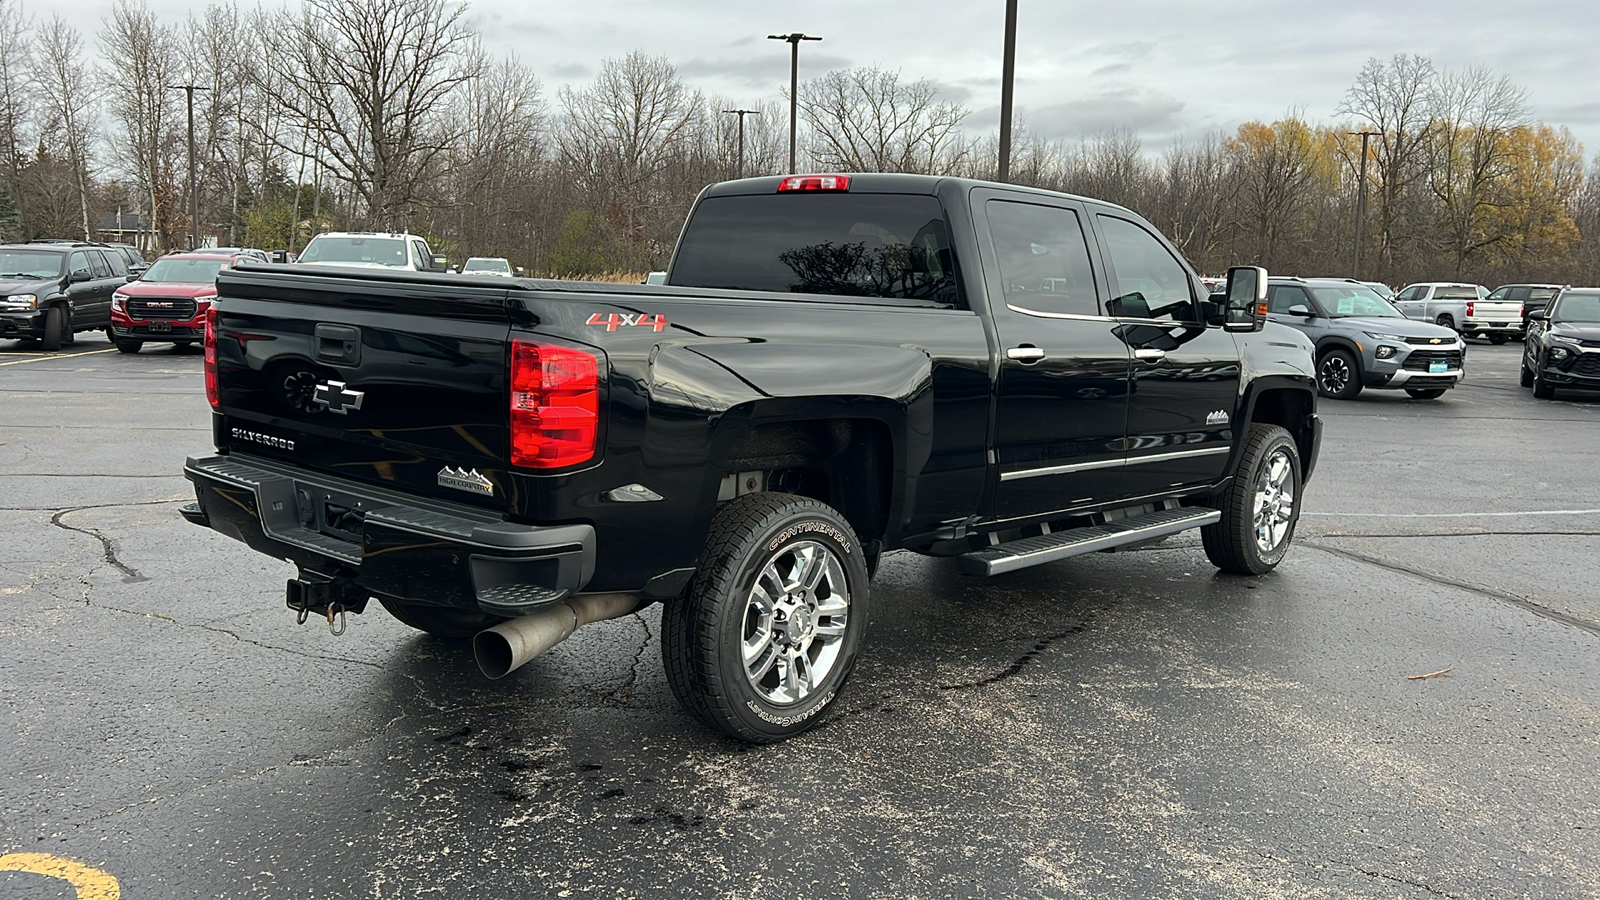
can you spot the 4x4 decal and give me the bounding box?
[587,312,667,332]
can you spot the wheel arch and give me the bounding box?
[1238,380,1320,485]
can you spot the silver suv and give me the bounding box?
[1267,278,1465,400]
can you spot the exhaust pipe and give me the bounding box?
[474,593,640,679]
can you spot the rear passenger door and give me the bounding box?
[1094,212,1241,498]
[976,190,1131,519]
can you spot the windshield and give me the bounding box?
[0,250,63,279]
[462,258,509,273]
[1552,293,1600,323]
[141,257,230,284]
[1311,285,1404,317]
[298,236,408,267]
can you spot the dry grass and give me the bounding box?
[527,270,650,284]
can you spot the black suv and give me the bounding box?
[0,242,133,350]
[1522,287,1600,399]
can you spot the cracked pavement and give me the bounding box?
[2,334,1599,898]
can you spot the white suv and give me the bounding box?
[296,232,447,272]
[460,256,516,277]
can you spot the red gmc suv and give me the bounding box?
[109,252,241,353]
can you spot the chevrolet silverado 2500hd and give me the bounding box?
[181,173,1322,743]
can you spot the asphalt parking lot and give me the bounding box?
[2,333,1598,899]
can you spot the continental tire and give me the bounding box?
[1532,355,1556,399]
[377,596,506,640]
[1202,423,1302,575]
[663,492,869,744]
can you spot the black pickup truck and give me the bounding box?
[182,173,1322,743]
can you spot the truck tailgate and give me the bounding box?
[211,267,517,511]
[1470,299,1522,321]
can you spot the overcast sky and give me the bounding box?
[72,0,1600,161]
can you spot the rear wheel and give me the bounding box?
[1435,314,1455,331]
[114,339,142,354]
[663,492,869,743]
[1405,388,1447,399]
[1487,333,1508,345]
[40,305,63,351]
[378,596,506,640]
[1202,423,1302,575]
[1316,348,1362,399]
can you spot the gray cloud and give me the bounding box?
[1023,89,1187,143]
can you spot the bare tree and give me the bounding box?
[271,0,481,228]
[0,0,32,235]
[33,14,95,240]
[1226,118,1323,270]
[1425,66,1529,276]
[1338,54,1436,280]
[798,66,968,174]
[100,0,179,250]
[558,51,700,269]
[443,52,546,259]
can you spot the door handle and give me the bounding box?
[1007,345,1046,362]
[1134,348,1166,362]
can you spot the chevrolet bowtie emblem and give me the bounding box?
[312,380,365,414]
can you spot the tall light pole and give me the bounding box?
[723,108,760,178]
[997,0,1019,182]
[767,32,821,174]
[1349,130,1380,279]
[169,83,211,250]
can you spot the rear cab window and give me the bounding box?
[669,193,964,306]
[1435,287,1478,300]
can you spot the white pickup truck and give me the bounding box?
[1393,281,1523,344]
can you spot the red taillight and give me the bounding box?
[1466,301,1475,316]
[510,339,599,469]
[204,305,218,408]
[777,174,851,192]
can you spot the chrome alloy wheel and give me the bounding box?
[741,540,851,705]
[1253,448,1296,553]
[1317,355,1351,395]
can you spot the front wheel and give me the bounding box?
[1520,362,1534,387]
[1405,388,1447,399]
[1532,358,1556,399]
[1202,423,1302,575]
[377,596,506,640]
[1316,348,1362,399]
[114,339,142,354]
[40,305,63,351]
[663,492,869,743]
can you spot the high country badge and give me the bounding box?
[438,466,495,497]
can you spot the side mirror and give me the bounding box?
[1203,297,1227,327]
[1223,266,1268,332]
[430,254,448,271]
[125,273,139,282]
[514,266,525,277]
[69,269,92,283]
[1527,311,1548,323]
[1286,304,1314,318]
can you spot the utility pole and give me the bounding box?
[1349,130,1380,279]
[169,83,211,250]
[997,0,1019,182]
[767,32,821,174]
[723,108,760,178]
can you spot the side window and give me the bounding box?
[1267,285,1308,313]
[87,250,111,278]
[103,249,128,277]
[68,251,90,278]
[1507,287,1529,302]
[1095,215,1197,322]
[985,199,1100,316]
[1487,287,1509,300]
[412,241,431,269]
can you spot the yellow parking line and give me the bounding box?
[0,852,120,898]
[0,348,117,366]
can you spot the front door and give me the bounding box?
[1093,213,1241,499]
[978,193,1131,520]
